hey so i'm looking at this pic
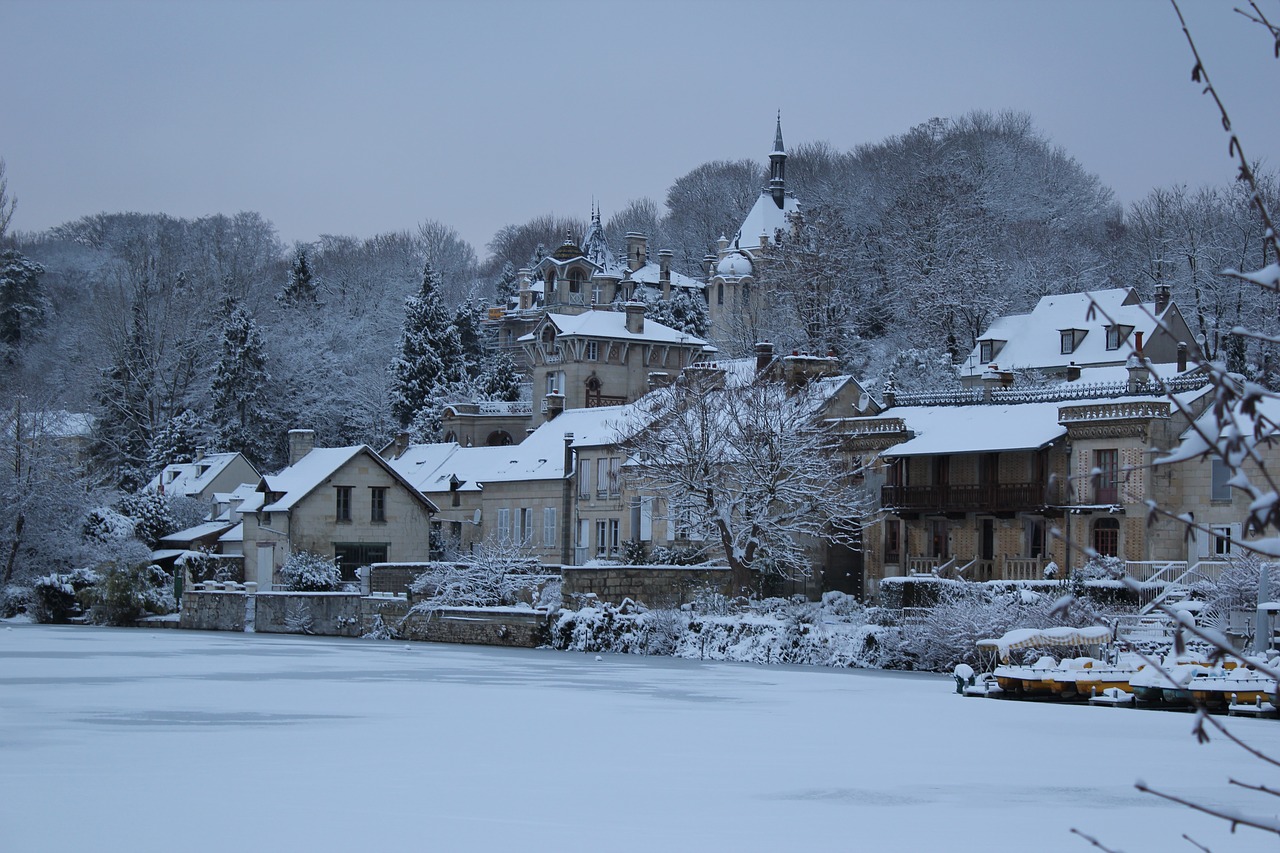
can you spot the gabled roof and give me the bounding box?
[626,261,703,291]
[147,452,257,499]
[734,192,799,252]
[158,520,239,547]
[968,288,1172,373]
[258,446,438,514]
[519,311,713,349]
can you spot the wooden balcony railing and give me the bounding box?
[881,482,1060,513]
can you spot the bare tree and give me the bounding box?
[0,158,16,241]
[621,370,872,595]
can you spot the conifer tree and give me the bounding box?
[390,263,465,427]
[453,301,486,380]
[476,351,523,403]
[278,245,317,306]
[0,250,49,366]
[645,288,710,338]
[211,299,271,462]
[92,301,154,490]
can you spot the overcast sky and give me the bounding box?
[1,0,1274,257]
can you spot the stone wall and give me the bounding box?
[254,592,363,637]
[561,565,733,607]
[179,589,548,648]
[180,589,246,632]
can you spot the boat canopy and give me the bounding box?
[978,626,1113,662]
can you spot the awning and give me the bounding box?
[978,625,1113,661]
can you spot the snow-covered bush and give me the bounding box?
[279,551,343,592]
[1074,554,1125,581]
[409,540,547,611]
[0,584,32,618]
[79,562,175,626]
[115,491,178,548]
[1195,553,1265,614]
[30,568,99,623]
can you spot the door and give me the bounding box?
[981,518,995,561]
[256,544,275,588]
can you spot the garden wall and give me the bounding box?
[560,565,732,607]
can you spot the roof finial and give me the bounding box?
[773,110,784,154]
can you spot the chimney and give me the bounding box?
[288,429,316,466]
[194,445,205,462]
[755,341,775,377]
[981,369,1002,403]
[1134,330,1144,359]
[1066,361,1081,382]
[1127,352,1151,393]
[1154,282,1171,315]
[518,267,533,310]
[648,372,672,391]
[394,431,410,458]
[703,253,717,278]
[546,392,564,420]
[658,249,673,300]
[563,432,575,479]
[624,300,645,334]
[1177,341,1188,372]
[625,232,648,273]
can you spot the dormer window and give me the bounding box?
[979,340,993,363]
[1060,329,1086,355]
[1106,326,1120,350]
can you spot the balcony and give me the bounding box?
[881,482,1059,513]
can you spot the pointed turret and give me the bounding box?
[768,111,787,210]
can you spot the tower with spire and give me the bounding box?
[768,112,787,210]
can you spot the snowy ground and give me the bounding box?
[2,624,1279,852]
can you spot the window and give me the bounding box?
[1210,525,1233,556]
[595,519,608,556]
[370,487,387,523]
[717,283,724,305]
[1060,330,1075,355]
[586,340,599,361]
[979,340,993,364]
[578,458,592,499]
[1093,518,1119,557]
[609,519,620,554]
[591,281,603,305]
[597,458,609,499]
[546,372,559,396]
[607,457,621,496]
[543,507,557,548]
[1093,449,1119,504]
[497,508,511,543]
[335,486,352,522]
[332,542,387,583]
[1211,458,1232,501]
[884,519,901,564]
[1106,326,1121,350]
[930,520,949,559]
[1026,518,1045,558]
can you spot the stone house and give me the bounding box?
[146,448,260,513]
[241,430,437,587]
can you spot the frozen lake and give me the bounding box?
[2,623,1278,852]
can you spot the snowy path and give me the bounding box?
[2,624,1278,852]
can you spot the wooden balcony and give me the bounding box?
[881,482,1059,513]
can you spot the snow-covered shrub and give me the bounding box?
[410,540,547,612]
[648,545,708,566]
[1196,553,1265,614]
[115,491,178,548]
[81,506,136,544]
[1074,554,1125,581]
[279,551,343,592]
[30,567,99,623]
[79,562,175,626]
[1,584,32,617]
[620,539,648,565]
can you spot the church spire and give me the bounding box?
[768,112,787,210]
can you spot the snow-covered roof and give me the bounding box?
[733,192,799,253]
[219,522,243,543]
[147,452,255,499]
[969,288,1171,373]
[158,520,238,546]
[260,446,438,514]
[518,311,712,348]
[16,410,93,439]
[883,401,1069,457]
[1161,385,1280,465]
[626,261,703,291]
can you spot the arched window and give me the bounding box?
[443,431,457,443]
[585,376,603,408]
[1093,517,1120,557]
[485,430,514,447]
[717,283,724,305]
[568,269,584,294]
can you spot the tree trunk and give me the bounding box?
[2,513,25,586]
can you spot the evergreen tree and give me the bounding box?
[646,288,710,338]
[453,301,486,379]
[389,263,465,427]
[494,261,519,304]
[92,301,154,490]
[0,250,49,366]
[278,245,317,306]
[211,300,271,462]
[476,352,523,402]
[146,409,207,471]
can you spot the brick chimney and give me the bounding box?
[1177,342,1188,372]
[658,249,673,300]
[1065,361,1081,382]
[1154,282,1171,315]
[625,233,648,272]
[393,431,410,459]
[288,429,316,466]
[755,341,775,377]
[624,301,645,334]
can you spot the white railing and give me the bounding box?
[1003,557,1048,581]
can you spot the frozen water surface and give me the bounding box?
[3,624,1279,852]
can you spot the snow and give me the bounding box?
[517,310,713,347]
[732,191,799,252]
[3,624,1279,852]
[882,400,1067,457]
